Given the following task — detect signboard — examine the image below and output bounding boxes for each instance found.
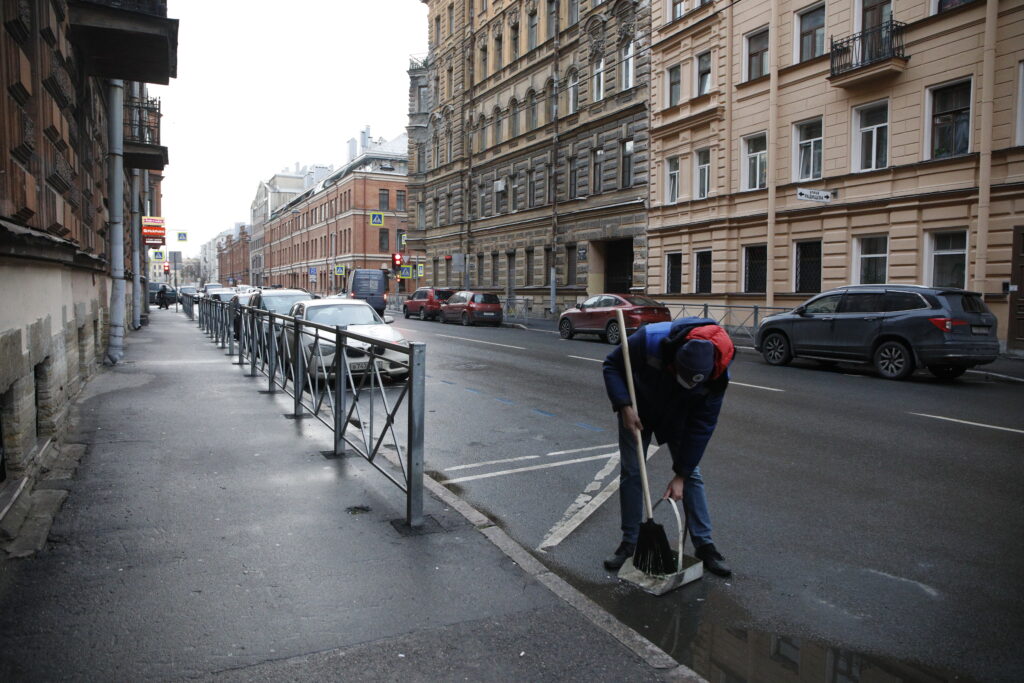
[144,237,165,247]
[369,211,385,226]
[796,188,834,203]
[142,216,164,227]
[334,265,346,276]
[451,253,465,273]
[400,232,407,248]
[177,232,187,241]
[169,251,182,266]
[417,263,424,277]
[142,227,165,236]
[399,265,413,279]
[151,250,165,261]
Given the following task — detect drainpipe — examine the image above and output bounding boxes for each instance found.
[549,11,561,315]
[131,168,141,329]
[143,169,151,315]
[104,79,126,365]
[765,0,780,307]
[972,0,997,295]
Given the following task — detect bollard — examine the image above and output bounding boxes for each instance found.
[406,342,426,528]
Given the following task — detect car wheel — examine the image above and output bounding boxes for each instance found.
[403,306,410,319]
[605,320,621,346]
[928,364,967,381]
[761,332,793,366]
[419,307,427,321]
[559,318,575,339]
[440,311,448,324]
[874,341,914,380]
[461,312,472,326]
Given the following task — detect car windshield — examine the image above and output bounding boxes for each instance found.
[435,289,455,300]
[181,287,196,294]
[472,293,500,304]
[306,304,382,326]
[263,294,309,313]
[623,295,661,307]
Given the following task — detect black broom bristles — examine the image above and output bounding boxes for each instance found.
[633,519,676,575]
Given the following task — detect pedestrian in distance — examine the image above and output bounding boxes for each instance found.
[602,317,735,577]
[157,284,169,310]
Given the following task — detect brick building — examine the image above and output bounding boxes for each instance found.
[262,131,409,296]
[218,227,250,286]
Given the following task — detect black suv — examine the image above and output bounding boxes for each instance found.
[754,285,999,380]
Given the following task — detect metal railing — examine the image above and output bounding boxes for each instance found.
[184,294,426,527]
[669,303,792,345]
[502,296,531,323]
[830,20,907,77]
[124,96,161,146]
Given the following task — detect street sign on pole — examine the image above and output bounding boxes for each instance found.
[369,212,384,226]
[417,263,424,277]
[308,267,317,283]
[177,232,187,241]
[151,250,165,261]
[334,265,345,276]
[398,265,413,279]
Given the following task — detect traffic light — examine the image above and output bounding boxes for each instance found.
[391,253,403,273]
[162,262,170,273]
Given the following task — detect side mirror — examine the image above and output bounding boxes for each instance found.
[383,315,395,324]
[795,306,808,317]
[578,303,587,310]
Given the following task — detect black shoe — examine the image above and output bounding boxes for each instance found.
[695,543,732,577]
[603,541,636,571]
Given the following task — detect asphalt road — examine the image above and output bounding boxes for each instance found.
[391,316,1024,682]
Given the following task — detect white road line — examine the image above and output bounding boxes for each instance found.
[442,452,617,484]
[435,334,526,350]
[445,455,541,471]
[548,443,617,456]
[909,412,1024,435]
[966,369,1024,383]
[568,355,603,363]
[865,568,940,598]
[538,456,622,551]
[730,381,785,392]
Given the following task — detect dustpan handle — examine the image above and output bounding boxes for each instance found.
[654,498,686,573]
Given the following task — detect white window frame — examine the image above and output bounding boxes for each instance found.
[568,71,580,114]
[694,148,711,199]
[667,64,682,107]
[621,42,635,91]
[593,58,606,101]
[670,0,686,21]
[925,229,968,288]
[742,132,768,191]
[793,117,824,181]
[793,3,826,65]
[924,77,973,162]
[666,156,680,203]
[743,26,770,81]
[852,99,889,172]
[852,234,889,284]
[694,51,712,97]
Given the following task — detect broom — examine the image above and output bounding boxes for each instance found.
[616,309,676,576]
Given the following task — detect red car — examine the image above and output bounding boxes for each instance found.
[559,294,671,344]
[403,287,455,321]
[439,290,504,326]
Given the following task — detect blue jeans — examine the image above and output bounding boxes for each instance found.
[617,415,714,549]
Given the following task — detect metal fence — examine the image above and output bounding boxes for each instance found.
[669,303,791,345]
[183,294,426,527]
[830,20,907,77]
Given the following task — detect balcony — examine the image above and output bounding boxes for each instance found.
[123,96,167,170]
[828,21,908,88]
[67,0,178,84]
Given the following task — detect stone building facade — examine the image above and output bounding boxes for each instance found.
[647,0,1024,350]
[249,168,308,286]
[409,0,653,315]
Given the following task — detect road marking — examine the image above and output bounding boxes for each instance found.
[909,412,1024,435]
[534,409,556,417]
[865,568,940,598]
[436,334,526,350]
[446,443,615,472]
[569,355,603,363]
[730,381,785,392]
[574,422,604,432]
[442,452,617,484]
[549,443,617,456]
[539,455,621,550]
[966,369,1024,383]
[494,397,516,405]
[465,388,481,394]
[446,455,541,472]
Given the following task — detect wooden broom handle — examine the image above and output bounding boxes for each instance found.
[616,309,654,520]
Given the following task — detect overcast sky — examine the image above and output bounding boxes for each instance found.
[149,0,428,257]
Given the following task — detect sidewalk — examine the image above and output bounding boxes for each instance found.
[0,309,696,681]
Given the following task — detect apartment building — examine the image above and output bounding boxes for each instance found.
[409,0,652,314]
[262,133,409,296]
[647,0,1024,350]
[218,227,250,286]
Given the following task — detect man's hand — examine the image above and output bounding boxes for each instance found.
[620,405,642,434]
[663,474,685,501]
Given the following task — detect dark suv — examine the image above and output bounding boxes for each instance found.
[403,287,454,320]
[754,285,999,380]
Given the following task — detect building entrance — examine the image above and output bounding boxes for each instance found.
[604,239,634,294]
[1011,226,1024,351]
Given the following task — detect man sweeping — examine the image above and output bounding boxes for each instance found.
[602,316,735,577]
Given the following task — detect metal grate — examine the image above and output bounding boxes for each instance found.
[123,96,161,146]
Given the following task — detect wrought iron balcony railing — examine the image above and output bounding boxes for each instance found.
[830,20,907,78]
[123,96,161,146]
[77,0,168,18]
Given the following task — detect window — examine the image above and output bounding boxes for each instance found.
[744,244,767,292]
[795,118,823,181]
[568,71,580,114]
[494,35,503,69]
[930,230,967,288]
[432,197,440,225]
[433,134,441,168]
[798,5,825,62]
[938,0,972,11]
[478,183,486,217]
[494,179,506,214]
[528,169,537,208]
[447,129,453,159]
[396,190,406,212]
[528,92,538,129]
[492,252,500,286]
[795,240,822,293]
[493,107,502,144]
[566,244,578,285]
[672,0,685,20]
[666,253,682,293]
[477,253,485,286]
[528,12,538,49]
[569,158,579,199]
[771,636,800,670]
[379,189,390,210]
[526,248,535,285]
[548,0,557,38]
[593,58,605,101]
[544,247,552,284]
[667,156,680,202]
[548,80,558,122]
[744,134,768,190]
[885,291,927,311]
[511,23,520,59]
[592,149,604,194]
[856,235,888,284]
[434,15,441,45]
[621,42,635,90]
[694,251,712,293]
[621,140,634,187]
[448,4,454,33]
[569,0,580,24]
[696,52,711,96]
[510,175,519,211]
[480,44,488,77]
[1018,62,1024,145]
[667,65,684,107]
[416,201,425,229]
[746,28,769,80]
[445,194,453,224]
[510,100,520,137]
[695,148,710,199]
[417,85,428,112]
[378,229,390,252]
[855,102,888,171]
[930,80,971,159]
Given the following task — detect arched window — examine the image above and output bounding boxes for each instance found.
[509,99,520,137]
[568,70,580,114]
[493,107,503,145]
[621,42,635,90]
[528,91,538,130]
[547,80,557,122]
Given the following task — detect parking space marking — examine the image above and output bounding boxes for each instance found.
[539,455,621,551]
[966,369,1024,383]
[442,452,618,484]
[730,381,785,392]
[494,397,517,405]
[549,443,618,456]
[574,422,604,432]
[909,413,1024,435]
[534,409,556,417]
[446,455,541,472]
[435,334,526,350]
[569,355,603,363]
[446,443,615,473]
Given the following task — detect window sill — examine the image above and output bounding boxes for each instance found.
[736,74,770,90]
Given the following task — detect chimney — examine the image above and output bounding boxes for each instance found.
[347,138,357,162]
[360,126,371,152]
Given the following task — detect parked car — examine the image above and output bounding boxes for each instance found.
[754,284,1000,380]
[229,292,253,339]
[559,294,671,344]
[342,268,389,314]
[205,288,236,303]
[286,299,409,381]
[178,285,197,302]
[147,282,162,304]
[403,287,455,320]
[439,291,503,326]
[249,288,313,316]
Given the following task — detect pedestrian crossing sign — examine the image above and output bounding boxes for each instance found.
[417,263,424,277]
[399,265,413,279]
[369,212,385,226]
[151,250,164,261]
[334,265,345,276]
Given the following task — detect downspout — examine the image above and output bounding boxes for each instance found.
[765,0,780,307]
[131,168,141,329]
[143,169,151,316]
[104,79,126,365]
[549,9,561,315]
[972,0,997,295]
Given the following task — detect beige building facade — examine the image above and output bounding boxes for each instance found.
[647,0,1024,350]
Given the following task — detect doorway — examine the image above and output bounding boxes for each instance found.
[1011,226,1024,351]
[604,239,634,294]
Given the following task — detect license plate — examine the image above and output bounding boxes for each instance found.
[481,312,495,316]
[971,326,989,335]
[349,362,368,371]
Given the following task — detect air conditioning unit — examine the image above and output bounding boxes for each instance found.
[493,178,506,192]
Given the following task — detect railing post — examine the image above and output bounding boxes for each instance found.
[754,305,760,330]
[249,310,258,377]
[702,303,709,319]
[227,305,235,356]
[267,317,277,393]
[406,342,425,528]
[292,319,304,418]
[332,325,347,458]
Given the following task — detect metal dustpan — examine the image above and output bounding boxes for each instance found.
[618,498,703,595]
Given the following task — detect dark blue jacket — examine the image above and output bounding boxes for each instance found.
[603,318,729,476]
